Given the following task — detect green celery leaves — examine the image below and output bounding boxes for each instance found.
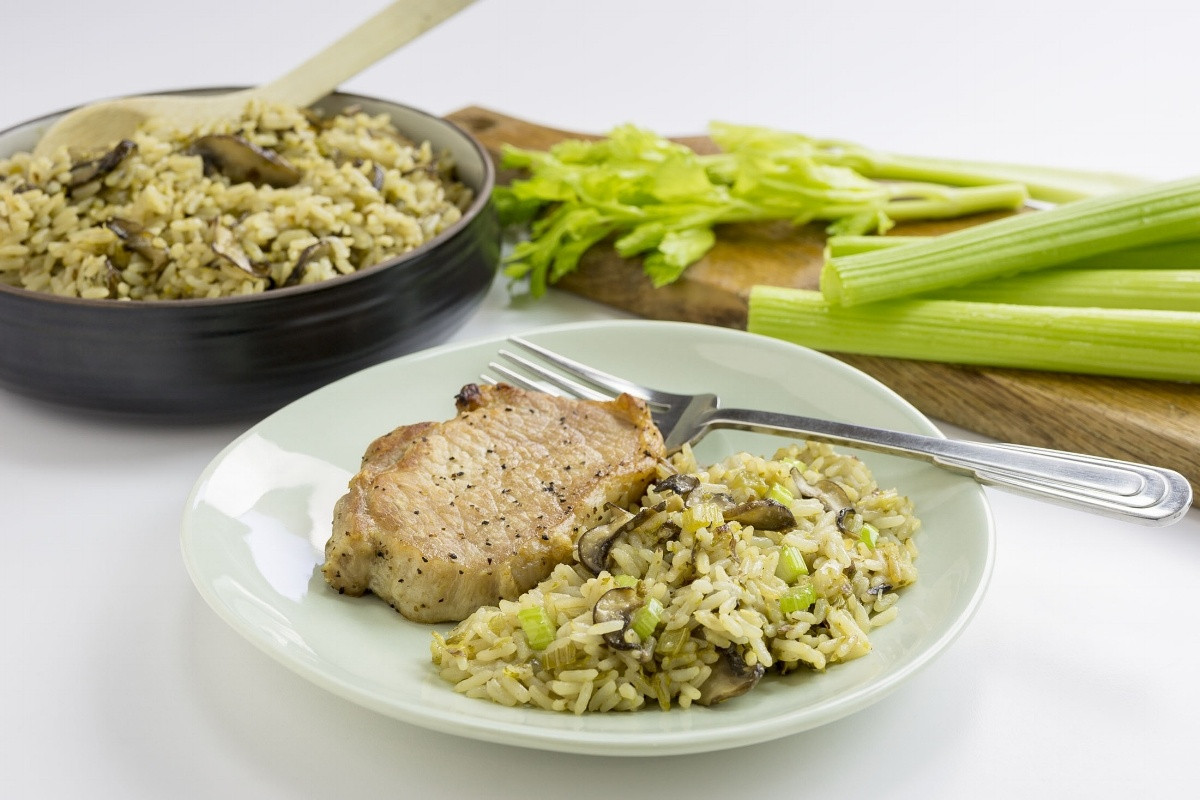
[497,122,1028,296]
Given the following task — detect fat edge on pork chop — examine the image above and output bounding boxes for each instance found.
[322,383,666,623]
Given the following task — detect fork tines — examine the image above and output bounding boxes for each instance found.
[484,347,612,402]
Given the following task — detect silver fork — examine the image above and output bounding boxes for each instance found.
[487,336,1193,526]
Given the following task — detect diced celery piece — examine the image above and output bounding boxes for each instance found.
[656,627,690,657]
[630,597,665,641]
[767,482,795,506]
[614,574,639,588]
[681,502,724,533]
[779,580,817,614]
[517,606,557,651]
[541,638,579,670]
[775,545,809,583]
[859,523,879,550]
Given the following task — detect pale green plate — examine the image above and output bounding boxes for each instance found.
[181,319,994,756]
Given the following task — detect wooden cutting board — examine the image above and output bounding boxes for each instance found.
[447,106,1200,499]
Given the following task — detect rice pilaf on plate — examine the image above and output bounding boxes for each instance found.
[432,440,920,713]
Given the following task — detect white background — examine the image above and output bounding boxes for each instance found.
[2,1,1197,797]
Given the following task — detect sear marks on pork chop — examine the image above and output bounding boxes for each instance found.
[322,383,666,623]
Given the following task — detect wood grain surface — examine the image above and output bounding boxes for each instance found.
[447,106,1200,498]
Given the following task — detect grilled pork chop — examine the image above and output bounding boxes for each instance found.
[322,383,665,623]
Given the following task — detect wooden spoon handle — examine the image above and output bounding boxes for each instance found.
[255,0,478,107]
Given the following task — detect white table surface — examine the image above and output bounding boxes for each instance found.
[3,1,1197,797]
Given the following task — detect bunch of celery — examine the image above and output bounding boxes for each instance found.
[497,123,1030,296]
[748,178,1200,382]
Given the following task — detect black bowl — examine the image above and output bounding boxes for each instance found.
[0,90,499,421]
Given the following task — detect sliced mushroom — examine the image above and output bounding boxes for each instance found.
[67,139,136,189]
[576,502,666,575]
[836,506,864,536]
[725,498,796,531]
[209,220,269,280]
[353,158,386,192]
[576,507,635,575]
[369,163,385,191]
[188,135,301,188]
[696,647,765,706]
[283,239,334,287]
[657,520,683,542]
[655,474,699,498]
[791,468,861,534]
[815,479,852,509]
[102,257,123,296]
[592,587,643,651]
[105,217,168,270]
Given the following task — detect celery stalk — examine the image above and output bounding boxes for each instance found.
[824,148,1151,203]
[820,177,1200,306]
[825,235,927,257]
[825,235,1200,310]
[876,184,1029,222]
[709,123,1150,202]
[747,286,1200,382]
[932,268,1200,311]
[826,234,1200,269]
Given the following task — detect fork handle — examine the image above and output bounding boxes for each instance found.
[702,407,1192,525]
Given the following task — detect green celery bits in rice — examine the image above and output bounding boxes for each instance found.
[431,441,920,714]
[0,101,473,300]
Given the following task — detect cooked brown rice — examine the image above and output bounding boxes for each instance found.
[0,101,472,300]
[431,441,920,713]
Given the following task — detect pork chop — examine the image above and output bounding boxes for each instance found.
[322,383,666,623]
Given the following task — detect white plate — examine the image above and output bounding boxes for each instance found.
[181,319,994,756]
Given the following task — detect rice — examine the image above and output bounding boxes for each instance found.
[431,440,920,713]
[0,101,473,300]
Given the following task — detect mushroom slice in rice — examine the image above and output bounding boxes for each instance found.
[576,507,635,575]
[348,157,386,192]
[725,498,796,531]
[791,468,862,534]
[102,257,123,296]
[696,647,765,706]
[576,502,667,575]
[592,587,653,658]
[67,139,136,190]
[283,239,336,287]
[654,473,700,498]
[210,220,269,280]
[105,217,168,270]
[188,134,302,188]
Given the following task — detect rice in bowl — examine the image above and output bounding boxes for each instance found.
[0,101,473,300]
[431,441,920,714]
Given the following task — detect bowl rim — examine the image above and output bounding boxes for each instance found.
[0,88,497,311]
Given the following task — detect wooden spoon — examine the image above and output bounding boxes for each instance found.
[33,0,477,159]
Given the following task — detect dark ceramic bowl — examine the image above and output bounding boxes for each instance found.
[0,90,499,421]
